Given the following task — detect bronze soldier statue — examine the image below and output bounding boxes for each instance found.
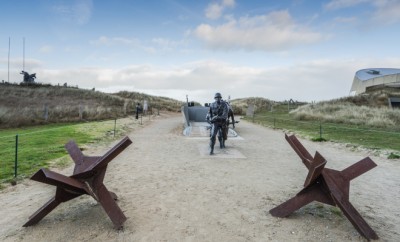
[206,92,229,155]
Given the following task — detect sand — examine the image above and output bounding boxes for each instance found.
[0,112,399,241]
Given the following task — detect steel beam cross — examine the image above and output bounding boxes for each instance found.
[23,136,132,229]
[270,134,378,240]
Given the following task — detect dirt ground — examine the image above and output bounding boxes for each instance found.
[0,112,399,241]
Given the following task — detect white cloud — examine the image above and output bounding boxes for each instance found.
[205,3,223,20]
[205,0,235,20]
[90,36,187,55]
[90,36,140,46]
[52,0,93,25]
[39,45,53,53]
[325,0,400,25]
[333,16,358,24]
[371,0,400,25]
[151,38,187,52]
[194,10,322,51]
[15,57,396,105]
[222,0,235,7]
[324,0,370,10]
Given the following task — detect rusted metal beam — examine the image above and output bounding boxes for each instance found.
[24,136,132,229]
[270,134,378,240]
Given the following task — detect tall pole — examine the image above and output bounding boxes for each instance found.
[23,37,25,72]
[8,37,10,82]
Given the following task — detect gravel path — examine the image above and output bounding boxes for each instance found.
[0,112,399,241]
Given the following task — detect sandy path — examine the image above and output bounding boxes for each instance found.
[0,112,399,241]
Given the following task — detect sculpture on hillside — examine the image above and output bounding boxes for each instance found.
[20,70,36,83]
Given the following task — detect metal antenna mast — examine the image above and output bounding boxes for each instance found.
[23,37,25,72]
[8,37,10,82]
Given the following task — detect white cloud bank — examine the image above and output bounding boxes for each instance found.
[194,10,322,51]
[3,57,399,105]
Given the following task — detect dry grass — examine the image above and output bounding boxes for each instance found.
[0,84,184,128]
[291,90,400,128]
[230,97,273,115]
[292,103,400,128]
[115,91,184,112]
[231,89,400,129]
[230,97,306,115]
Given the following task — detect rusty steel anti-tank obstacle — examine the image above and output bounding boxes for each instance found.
[23,136,132,229]
[270,134,378,240]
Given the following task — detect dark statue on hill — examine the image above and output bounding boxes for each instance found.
[20,71,36,83]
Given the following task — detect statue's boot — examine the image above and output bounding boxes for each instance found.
[210,139,215,155]
[218,136,226,148]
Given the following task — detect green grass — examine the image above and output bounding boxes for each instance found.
[388,152,400,159]
[0,119,132,183]
[330,207,343,217]
[302,203,343,219]
[244,109,400,152]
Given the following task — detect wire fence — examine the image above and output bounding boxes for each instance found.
[0,115,150,183]
[248,114,400,153]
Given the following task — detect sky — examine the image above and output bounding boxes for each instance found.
[1,0,400,105]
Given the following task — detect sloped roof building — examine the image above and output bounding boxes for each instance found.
[350,68,400,95]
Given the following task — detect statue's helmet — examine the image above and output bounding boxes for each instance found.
[214,92,222,99]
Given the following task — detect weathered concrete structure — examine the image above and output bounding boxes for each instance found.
[350,68,400,95]
[181,105,237,137]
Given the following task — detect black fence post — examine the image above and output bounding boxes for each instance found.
[319,122,322,139]
[15,134,18,178]
[114,118,117,137]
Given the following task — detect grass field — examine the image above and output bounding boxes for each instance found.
[0,118,135,185]
[244,109,400,155]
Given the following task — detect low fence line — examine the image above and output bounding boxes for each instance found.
[0,119,122,139]
[247,113,400,153]
[0,114,151,183]
[252,114,400,136]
